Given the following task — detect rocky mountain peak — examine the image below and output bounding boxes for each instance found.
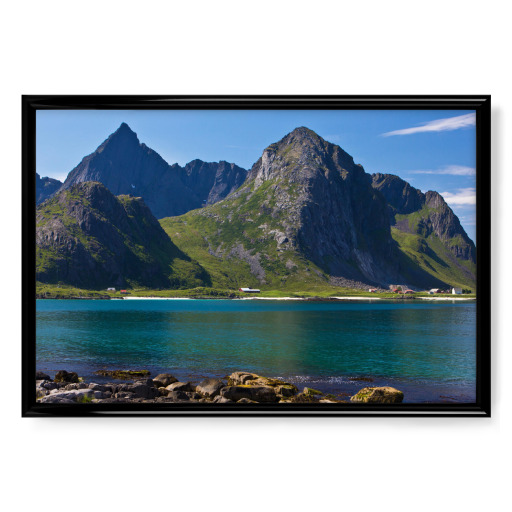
[96,122,139,152]
[249,127,357,188]
[371,173,424,215]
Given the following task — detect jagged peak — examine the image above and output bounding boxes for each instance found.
[97,122,139,151]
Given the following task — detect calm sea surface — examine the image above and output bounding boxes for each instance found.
[36,299,477,403]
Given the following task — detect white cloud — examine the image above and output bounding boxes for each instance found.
[440,188,476,206]
[409,165,476,176]
[382,113,476,136]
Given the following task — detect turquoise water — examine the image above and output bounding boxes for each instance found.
[35,299,477,403]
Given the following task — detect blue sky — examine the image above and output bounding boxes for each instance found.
[36,109,477,242]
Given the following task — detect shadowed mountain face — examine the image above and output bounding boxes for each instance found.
[59,123,247,218]
[162,127,463,290]
[36,182,210,289]
[36,173,62,204]
[372,173,476,287]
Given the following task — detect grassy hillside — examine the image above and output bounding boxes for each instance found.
[391,212,476,290]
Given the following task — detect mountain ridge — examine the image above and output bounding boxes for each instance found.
[58,123,248,218]
[161,127,469,290]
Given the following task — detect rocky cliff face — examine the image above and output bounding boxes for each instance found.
[372,173,476,287]
[243,127,400,284]
[162,127,452,289]
[59,123,247,218]
[372,173,476,262]
[36,173,62,204]
[36,182,210,289]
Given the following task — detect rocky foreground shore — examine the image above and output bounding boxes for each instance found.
[35,370,404,405]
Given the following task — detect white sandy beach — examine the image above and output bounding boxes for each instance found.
[417,297,475,301]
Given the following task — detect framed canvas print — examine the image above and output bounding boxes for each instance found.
[22,95,490,416]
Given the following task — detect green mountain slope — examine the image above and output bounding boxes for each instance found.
[160,128,460,291]
[36,182,210,289]
[372,173,476,289]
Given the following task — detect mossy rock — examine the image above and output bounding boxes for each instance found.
[350,386,404,404]
[303,387,323,396]
[54,370,79,383]
[94,369,151,380]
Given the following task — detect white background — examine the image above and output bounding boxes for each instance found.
[1,1,509,511]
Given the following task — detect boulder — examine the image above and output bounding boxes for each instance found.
[220,385,278,403]
[196,378,225,398]
[42,381,59,390]
[350,386,404,404]
[275,385,297,397]
[228,372,259,385]
[118,380,157,399]
[54,370,79,383]
[152,373,178,387]
[212,395,233,404]
[227,371,297,393]
[166,391,191,401]
[36,387,48,398]
[303,387,323,396]
[36,371,51,381]
[38,389,94,403]
[114,391,136,400]
[166,382,196,393]
[88,383,112,393]
[236,398,258,404]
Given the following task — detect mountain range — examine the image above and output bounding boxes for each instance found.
[35,124,477,291]
[58,123,247,218]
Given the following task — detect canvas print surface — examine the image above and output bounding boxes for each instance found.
[34,109,477,407]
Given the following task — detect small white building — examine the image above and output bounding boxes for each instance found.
[452,287,462,295]
[239,287,261,293]
[107,287,116,291]
[430,288,441,294]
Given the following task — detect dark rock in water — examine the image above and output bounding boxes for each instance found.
[348,377,374,382]
[94,369,151,380]
[36,371,51,381]
[196,378,225,398]
[152,374,178,387]
[54,370,79,383]
[220,385,278,403]
[350,386,404,404]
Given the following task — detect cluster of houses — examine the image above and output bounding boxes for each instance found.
[379,285,466,295]
[106,288,129,294]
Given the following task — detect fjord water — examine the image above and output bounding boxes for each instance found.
[36,299,476,403]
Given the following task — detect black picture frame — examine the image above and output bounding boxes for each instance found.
[22,95,491,417]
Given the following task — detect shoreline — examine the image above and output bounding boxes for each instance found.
[36,295,477,302]
[36,370,408,405]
